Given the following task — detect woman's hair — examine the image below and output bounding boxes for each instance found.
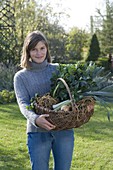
[20,31,51,68]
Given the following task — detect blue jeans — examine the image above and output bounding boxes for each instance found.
[27,129,74,170]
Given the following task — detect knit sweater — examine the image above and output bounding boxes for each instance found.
[14,60,59,133]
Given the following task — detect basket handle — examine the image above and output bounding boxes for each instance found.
[57,78,77,110]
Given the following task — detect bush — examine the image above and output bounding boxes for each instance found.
[0,90,16,104]
[0,63,17,91]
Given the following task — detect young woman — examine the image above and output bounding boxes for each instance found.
[14,31,74,170]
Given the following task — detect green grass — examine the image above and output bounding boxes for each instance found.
[0,103,113,170]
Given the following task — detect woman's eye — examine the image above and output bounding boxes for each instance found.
[31,48,36,51]
[41,47,45,50]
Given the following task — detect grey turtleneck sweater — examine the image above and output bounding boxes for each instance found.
[14,60,59,133]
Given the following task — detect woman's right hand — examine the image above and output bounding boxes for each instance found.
[35,114,56,130]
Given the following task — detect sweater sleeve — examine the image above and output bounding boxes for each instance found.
[13,73,39,128]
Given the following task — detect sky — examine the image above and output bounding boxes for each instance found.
[59,0,105,31]
[41,0,106,31]
[54,0,105,30]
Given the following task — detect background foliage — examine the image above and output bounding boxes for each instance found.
[1,0,113,65]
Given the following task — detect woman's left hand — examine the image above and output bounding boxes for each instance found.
[35,114,56,130]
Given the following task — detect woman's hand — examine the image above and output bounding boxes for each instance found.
[35,114,56,130]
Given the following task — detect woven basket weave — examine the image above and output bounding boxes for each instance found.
[34,78,95,130]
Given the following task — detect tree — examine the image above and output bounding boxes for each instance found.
[87,33,100,61]
[14,0,38,62]
[94,0,113,56]
[65,27,89,63]
[101,0,113,55]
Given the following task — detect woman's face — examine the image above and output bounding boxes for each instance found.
[30,41,47,64]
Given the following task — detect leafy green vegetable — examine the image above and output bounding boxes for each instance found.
[50,61,113,118]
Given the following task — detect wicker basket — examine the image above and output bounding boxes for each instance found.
[34,78,95,130]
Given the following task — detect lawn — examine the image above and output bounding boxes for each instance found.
[0,103,113,170]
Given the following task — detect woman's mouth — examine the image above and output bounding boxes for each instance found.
[35,56,43,58]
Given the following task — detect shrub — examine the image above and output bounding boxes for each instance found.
[87,33,100,61]
[0,63,17,91]
[0,90,16,104]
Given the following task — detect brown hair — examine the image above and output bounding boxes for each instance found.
[20,31,51,68]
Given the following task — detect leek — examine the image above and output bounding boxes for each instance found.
[53,100,71,111]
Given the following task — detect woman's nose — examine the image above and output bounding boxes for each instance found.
[35,50,41,55]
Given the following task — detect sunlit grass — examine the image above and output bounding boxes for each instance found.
[0,103,113,170]
[72,104,113,170]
